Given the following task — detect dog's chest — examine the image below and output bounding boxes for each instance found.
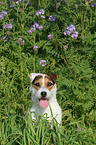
[31,100,60,118]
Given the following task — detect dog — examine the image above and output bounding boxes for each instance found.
[28,73,62,124]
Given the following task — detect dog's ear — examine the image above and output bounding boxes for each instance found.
[30,73,42,82]
[47,73,58,83]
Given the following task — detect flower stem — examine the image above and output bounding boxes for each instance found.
[53,40,76,80]
[19,45,24,99]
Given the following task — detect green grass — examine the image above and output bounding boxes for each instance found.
[1,114,96,144]
[0,0,96,144]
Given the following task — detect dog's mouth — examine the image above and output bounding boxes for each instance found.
[39,97,48,101]
[39,98,49,108]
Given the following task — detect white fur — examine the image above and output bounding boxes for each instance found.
[28,73,62,124]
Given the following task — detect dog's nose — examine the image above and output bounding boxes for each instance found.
[41,91,47,97]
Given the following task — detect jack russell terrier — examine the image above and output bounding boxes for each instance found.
[28,73,62,124]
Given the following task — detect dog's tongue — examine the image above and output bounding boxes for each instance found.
[39,100,48,108]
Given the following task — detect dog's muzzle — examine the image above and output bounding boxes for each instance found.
[41,91,47,98]
[39,91,49,108]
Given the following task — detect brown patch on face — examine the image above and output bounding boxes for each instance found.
[47,73,58,83]
[45,75,55,91]
[32,75,43,90]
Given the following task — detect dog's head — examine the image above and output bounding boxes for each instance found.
[30,73,58,108]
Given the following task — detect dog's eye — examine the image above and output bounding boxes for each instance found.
[47,82,53,87]
[34,83,40,87]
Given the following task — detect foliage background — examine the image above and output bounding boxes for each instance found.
[0,0,96,144]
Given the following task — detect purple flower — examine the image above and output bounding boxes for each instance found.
[31,27,36,32]
[40,60,47,67]
[3,35,7,42]
[33,22,39,28]
[40,9,45,15]
[75,4,78,8]
[17,38,25,45]
[71,31,78,39]
[27,22,43,34]
[21,40,25,45]
[24,0,27,3]
[3,35,12,42]
[41,15,45,18]
[38,25,43,30]
[31,22,43,31]
[1,11,7,15]
[66,24,76,32]
[35,9,45,16]
[25,0,31,5]
[77,127,84,130]
[10,19,14,21]
[63,30,71,36]
[18,38,22,41]
[27,30,32,34]
[0,14,4,20]
[48,34,53,40]
[64,45,68,50]
[16,1,19,4]
[52,4,55,8]
[91,3,96,7]
[6,31,10,35]
[4,24,12,30]
[33,45,38,51]
[10,4,14,8]
[49,15,56,21]
[28,2,31,5]
[63,24,78,39]
[35,11,40,16]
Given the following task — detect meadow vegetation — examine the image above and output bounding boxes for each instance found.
[0,0,96,144]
